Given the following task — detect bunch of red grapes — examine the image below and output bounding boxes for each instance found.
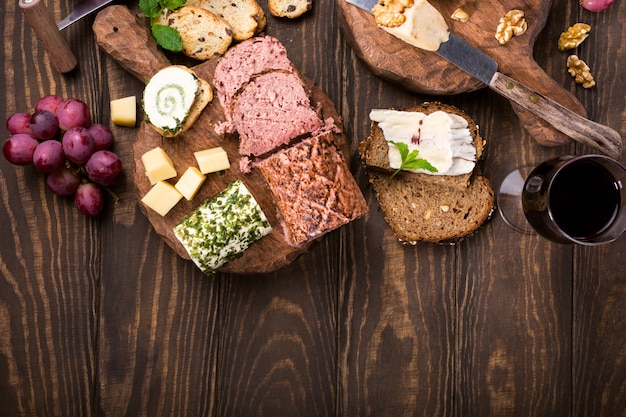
[3,95,123,217]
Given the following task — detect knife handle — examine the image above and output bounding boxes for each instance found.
[19,0,78,73]
[489,72,622,159]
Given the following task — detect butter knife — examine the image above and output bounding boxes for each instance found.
[19,0,115,73]
[345,0,622,159]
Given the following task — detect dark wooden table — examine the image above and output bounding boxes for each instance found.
[1,0,625,416]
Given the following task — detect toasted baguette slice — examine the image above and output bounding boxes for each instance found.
[269,0,313,18]
[186,0,266,41]
[144,65,213,138]
[359,102,485,191]
[165,6,233,60]
[367,170,494,244]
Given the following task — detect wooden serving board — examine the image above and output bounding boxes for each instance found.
[94,6,350,274]
[337,0,586,147]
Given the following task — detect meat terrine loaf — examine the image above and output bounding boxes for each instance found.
[230,71,325,156]
[213,36,294,122]
[173,180,272,274]
[256,132,369,246]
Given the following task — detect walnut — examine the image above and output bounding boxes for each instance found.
[567,55,596,88]
[451,8,469,22]
[372,0,413,28]
[558,23,591,51]
[495,9,528,45]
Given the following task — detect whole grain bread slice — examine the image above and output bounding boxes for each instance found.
[359,101,485,191]
[366,170,494,244]
[185,0,266,42]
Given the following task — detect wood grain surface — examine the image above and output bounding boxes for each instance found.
[1,0,625,416]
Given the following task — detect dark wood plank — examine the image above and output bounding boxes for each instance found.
[0,1,98,416]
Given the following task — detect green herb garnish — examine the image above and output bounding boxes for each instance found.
[388,141,438,179]
[139,0,186,52]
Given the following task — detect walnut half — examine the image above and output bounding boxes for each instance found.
[558,23,591,51]
[567,55,596,88]
[495,9,527,45]
[451,8,469,22]
[372,0,414,28]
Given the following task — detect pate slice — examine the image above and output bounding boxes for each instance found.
[173,180,272,275]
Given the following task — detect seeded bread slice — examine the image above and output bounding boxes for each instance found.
[268,0,313,18]
[367,170,494,244]
[186,0,266,41]
[165,6,233,60]
[359,102,485,191]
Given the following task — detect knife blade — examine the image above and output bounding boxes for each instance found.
[344,0,622,159]
[58,0,115,30]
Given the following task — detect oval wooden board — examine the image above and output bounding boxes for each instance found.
[133,70,349,274]
[95,6,350,274]
[337,0,587,146]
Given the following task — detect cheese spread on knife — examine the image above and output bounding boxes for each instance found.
[372,0,449,51]
[369,109,476,175]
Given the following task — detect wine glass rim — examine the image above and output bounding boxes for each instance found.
[545,154,626,246]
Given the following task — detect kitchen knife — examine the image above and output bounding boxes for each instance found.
[58,0,116,30]
[19,0,115,73]
[345,0,622,159]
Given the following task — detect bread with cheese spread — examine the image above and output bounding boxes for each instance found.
[360,102,494,244]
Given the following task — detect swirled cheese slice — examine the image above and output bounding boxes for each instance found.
[143,66,199,135]
[369,109,476,176]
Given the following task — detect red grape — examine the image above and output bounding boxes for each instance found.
[6,112,33,135]
[46,166,81,196]
[580,0,614,11]
[35,95,63,115]
[30,110,59,140]
[85,150,123,186]
[74,183,104,216]
[62,127,95,164]
[57,98,91,131]
[33,140,65,173]
[88,123,113,151]
[3,134,38,165]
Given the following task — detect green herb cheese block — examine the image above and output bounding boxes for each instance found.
[173,180,272,275]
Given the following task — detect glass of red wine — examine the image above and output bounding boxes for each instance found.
[497,154,626,245]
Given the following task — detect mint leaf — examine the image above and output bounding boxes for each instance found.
[139,0,161,18]
[388,141,438,179]
[163,0,186,10]
[152,24,183,52]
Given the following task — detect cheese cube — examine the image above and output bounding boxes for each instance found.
[194,147,230,174]
[175,167,206,200]
[141,147,177,185]
[141,181,183,216]
[110,96,136,127]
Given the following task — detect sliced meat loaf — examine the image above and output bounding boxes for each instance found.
[213,35,293,121]
[256,131,369,247]
[231,70,324,156]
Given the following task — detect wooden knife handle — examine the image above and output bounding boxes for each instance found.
[93,5,171,83]
[19,0,77,73]
[490,72,622,159]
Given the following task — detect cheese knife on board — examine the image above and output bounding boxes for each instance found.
[345,0,622,159]
[19,0,115,73]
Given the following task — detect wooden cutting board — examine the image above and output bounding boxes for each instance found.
[337,0,586,147]
[94,6,351,274]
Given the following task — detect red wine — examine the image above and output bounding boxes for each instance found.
[548,160,620,239]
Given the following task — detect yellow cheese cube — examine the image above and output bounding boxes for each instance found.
[194,147,230,174]
[141,181,183,217]
[141,147,177,185]
[175,167,206,200]
[110,96,136,127]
